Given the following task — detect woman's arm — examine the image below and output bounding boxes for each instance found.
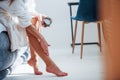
[8,0,32,28]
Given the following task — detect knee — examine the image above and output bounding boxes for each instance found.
[0,31,17,79]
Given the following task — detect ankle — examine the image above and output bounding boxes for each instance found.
[28,58,37,66]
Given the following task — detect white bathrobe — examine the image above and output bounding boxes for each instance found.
[0,0,32,52]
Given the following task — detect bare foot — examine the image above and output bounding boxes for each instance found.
[28,59,43,75]
[33,65,43,75]
[46,65,68,77]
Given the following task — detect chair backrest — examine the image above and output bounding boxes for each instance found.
[75,0,98,22]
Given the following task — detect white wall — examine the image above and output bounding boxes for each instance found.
[35,0,98,49]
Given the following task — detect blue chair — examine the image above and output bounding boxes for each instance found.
[71,0,102,59]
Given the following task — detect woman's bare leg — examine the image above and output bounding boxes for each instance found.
[28,44,43,75]
[26,26,49,56]
[26,30,68,77]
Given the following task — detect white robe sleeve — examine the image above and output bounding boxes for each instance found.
[25,0,36,13]
[9,0,32,28]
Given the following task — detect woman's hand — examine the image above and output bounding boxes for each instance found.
[37,14,47,28]
[31,13,47,28]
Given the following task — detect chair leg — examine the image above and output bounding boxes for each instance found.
[72,20,78,53]
[97,22,102,52]
[80,21,85,59]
